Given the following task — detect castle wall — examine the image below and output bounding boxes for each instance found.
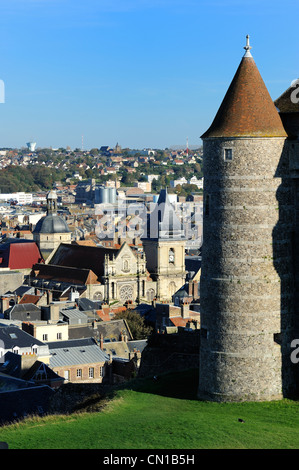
[198,137,295,401]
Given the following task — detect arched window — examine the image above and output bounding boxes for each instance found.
[169,248,175,264]
[146,289,155,301]
[142,280,145,297]
[123,259,130,272]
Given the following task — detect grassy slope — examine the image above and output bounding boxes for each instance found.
[1,369,299,449]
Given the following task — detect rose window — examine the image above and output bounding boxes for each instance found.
[119,285,133,302]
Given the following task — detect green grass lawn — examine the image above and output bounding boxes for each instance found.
[0,369,299,449]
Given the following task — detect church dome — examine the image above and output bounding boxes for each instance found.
[33,214,70,234]
[33,189,70,235]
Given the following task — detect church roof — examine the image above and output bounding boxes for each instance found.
[33,214,70,234]
[201,37,287,139]
[33,189,70,235]
[48,243,118,278]
[31,263,97,285]
[144,188,185,240]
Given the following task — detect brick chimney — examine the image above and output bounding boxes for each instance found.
[99,334,104,350]
[181,302,189,319]
[47,290,53,304]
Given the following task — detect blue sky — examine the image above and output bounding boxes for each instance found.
[0,0,298,150]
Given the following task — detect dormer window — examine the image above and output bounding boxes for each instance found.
[224,148,233,161]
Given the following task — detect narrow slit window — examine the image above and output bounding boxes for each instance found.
[224,148,233,161]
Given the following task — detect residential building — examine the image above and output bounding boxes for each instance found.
[0,325,50,364]
[47,337,110,384]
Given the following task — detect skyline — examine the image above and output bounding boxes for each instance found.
[0,0,298,150]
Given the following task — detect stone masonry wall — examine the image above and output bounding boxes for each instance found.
[198,137,295,401]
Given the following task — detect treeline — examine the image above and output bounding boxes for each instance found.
[0,165,67,193]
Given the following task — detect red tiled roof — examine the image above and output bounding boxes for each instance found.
[19,294,41,305]
[96,310,111,322]
[0,241,44,270]
[201,55,287,139]
[169,317,189,327]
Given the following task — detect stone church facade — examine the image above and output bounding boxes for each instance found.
[30,188,187,305]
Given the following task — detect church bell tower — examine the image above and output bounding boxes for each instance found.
[142,188,186,301]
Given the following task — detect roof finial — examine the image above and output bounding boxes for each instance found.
[243,34,252,58]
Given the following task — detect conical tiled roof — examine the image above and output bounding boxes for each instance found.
[201,39,287,139]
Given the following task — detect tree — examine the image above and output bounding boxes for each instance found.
[90,148,99,157]
[114,310,153,340]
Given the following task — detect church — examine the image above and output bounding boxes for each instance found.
[30,188,188,304]
[32,190,71,260]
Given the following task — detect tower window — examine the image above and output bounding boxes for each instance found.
[169,248,175,264]
[201,328,208,339]
[224,148,233,161]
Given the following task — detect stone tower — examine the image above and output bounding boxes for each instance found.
[142,188,186,301]
[198,36,295,402]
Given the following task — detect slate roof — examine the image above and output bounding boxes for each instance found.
[274,84,299,139]
[127,339,147,353]
[97,319,133,342]
[60,308,88,324]
[0,351,61,382]
[78,297,103,311]
[68,319,133,342]
[9,285,35,297]
[144,188,185,240]
[102,341,131,359]
[275,83,299,113]
[48,338,109,368]
[31,263,96,286]
[201,52,287,139]
[48,243,118,278]
[33,213,70,234]
[185,256,201,279]
[134,304,156,324]
[9,303,41,315]
[0,326,45,349]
